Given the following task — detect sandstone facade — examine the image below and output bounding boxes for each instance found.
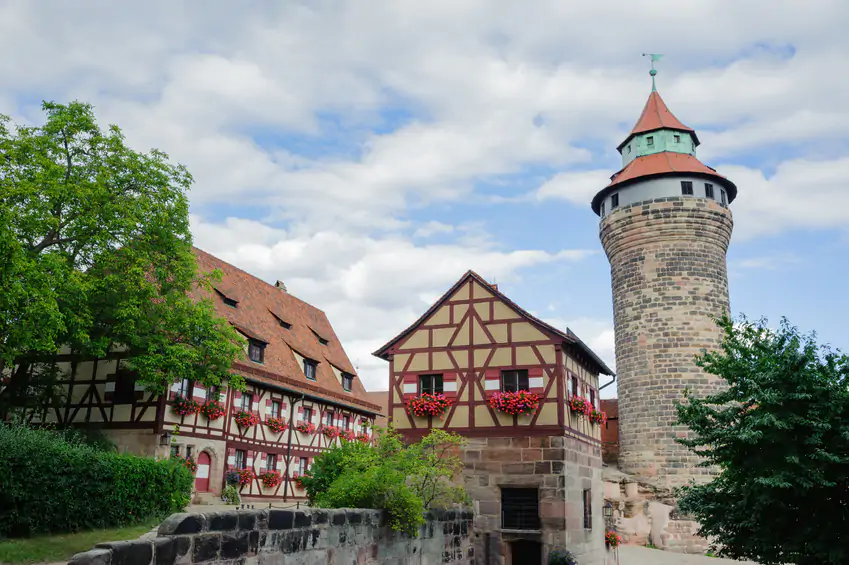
[600,196,733,487]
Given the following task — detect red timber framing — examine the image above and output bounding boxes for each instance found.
[373,271,614,446]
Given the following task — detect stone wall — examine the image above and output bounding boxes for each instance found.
[461,434,605,565]
[599,196,733,487]
[67,507,473,565]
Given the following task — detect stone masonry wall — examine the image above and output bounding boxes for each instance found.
[600,196,733,488]
[461,435,606,565]
[67,507,473,565]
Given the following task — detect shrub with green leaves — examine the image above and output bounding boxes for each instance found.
[0,424,193,537]
[301,426,468,536]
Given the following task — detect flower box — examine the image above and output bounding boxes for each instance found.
[236,468,255,488]
[489,390,540,416]
[292,474,308,490]
[260,471,282,488]
[200,400,225,420]
[321,425,340,439]
[266,416,288,433]
[568,395,592,417]
[356,433,370,444]
[340,430,356,442]
[295,421,316,434]
[405,393,452,418]
[172,395,200,417]
[589,409,607,425]
[234,410,260,428]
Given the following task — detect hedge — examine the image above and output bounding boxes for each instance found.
[0,424,193,538]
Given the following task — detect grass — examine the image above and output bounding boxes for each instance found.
[0,519,161,565]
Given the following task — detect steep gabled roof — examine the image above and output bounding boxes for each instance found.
[372,270,614,376]
[191,247,379,414]
[617,91,699,152]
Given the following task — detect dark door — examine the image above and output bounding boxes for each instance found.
[510,540,542,565]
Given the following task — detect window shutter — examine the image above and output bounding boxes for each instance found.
[528,367,545,393]
[443,372,458,398]
[297,406,304,423]
[484,369,501,393]
[402,374,418,399]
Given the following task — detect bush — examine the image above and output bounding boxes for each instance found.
[303,426,468,536]
[0,424,193,537]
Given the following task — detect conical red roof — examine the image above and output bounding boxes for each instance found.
[617,91,698,151]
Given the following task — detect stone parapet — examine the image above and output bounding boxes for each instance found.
[599,197,733,487]
[67,507,473,565]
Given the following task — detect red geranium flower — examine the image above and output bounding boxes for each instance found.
[489,390,540,416]
[405,393,452,418]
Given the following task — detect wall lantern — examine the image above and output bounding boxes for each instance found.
[603,501,613,527]
[159,431,173,446]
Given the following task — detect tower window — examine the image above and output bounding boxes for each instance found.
[674,134,681,143]
[420,374,443,395]
[646,136,654,146]
[600,202,605,216]
[704,183,714,199]
[720,189,727,205]
[627,145,631,154]
[583,489,593,529]
[611,193,619,208]
[681,181,694,196]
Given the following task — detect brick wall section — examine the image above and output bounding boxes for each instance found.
[600,399,619,464]
[599,196,733,487]
[67,507,473,565]
[461,435,606,565]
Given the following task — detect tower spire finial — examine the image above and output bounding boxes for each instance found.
[642,53,664,92]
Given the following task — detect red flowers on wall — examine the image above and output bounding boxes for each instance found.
[569,395,592,417]
[292,474,308,490]
[236,468,255,487]
[321,425,340,439]
[589,408,608,425]
[234,410,260,428]
[489,390,541,416]
[340,430,356,442]
[605,530,621,548]
[295,421,316,434]
[356,433,370,444]
[260,471,282,488]
[200,400,225,420]
[172,395,200,417]
[405,393,452,418]
[266,417,288,433]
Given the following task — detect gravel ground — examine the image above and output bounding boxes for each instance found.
[618,545,758,564]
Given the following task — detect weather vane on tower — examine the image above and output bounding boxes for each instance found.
[642,53,664,92]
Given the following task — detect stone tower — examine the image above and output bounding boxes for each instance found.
[591,67,737,487]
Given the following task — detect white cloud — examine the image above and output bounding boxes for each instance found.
[534,170,612,205]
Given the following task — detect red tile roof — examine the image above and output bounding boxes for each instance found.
[607,152,728,188]
[191,247,379,414]
[617,91,698,151]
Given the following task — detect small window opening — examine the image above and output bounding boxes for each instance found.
[341,373,354,392]
[681,181,694,196]
[248,339,265,364]
[501,370,529,392]
[325,411,334,426]
[674,134,681,143]
[611,193,619,208]
[704,183,715,199]
[720,189,727,205]
[583,489,593,529]
[271,400,281,419]
[600,201,605,216]
[266,453,277,470]
[235,449,246,469]
[502,488,540,531]
[420,374,443,395]
[571,376,579,397]
[342,415,350,430]
[303,359,318,380]
[302,407,313,423]
[646,136,654,146]
[240,393,252,411]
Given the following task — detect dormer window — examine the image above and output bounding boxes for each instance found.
[646,136,654,146]
[311,329,329,346]
[214,288,239,308]
[303,359,317,380]
[248,339,265,364]
[341,373,354,392]
[674,134,681,143]
[269,310,292,329]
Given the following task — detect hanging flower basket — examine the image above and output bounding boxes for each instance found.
[569,395,591,417]
[489,390,541,416]
[172,395,200,417]
[295,421,316,434]
[605,530,621,549]
[405,393,452,418]
[234,410,260,428]
[356,433,370,444]
[321,425,340,439]
[266,417,288,433]
[260,471,282,488]
[589,409,607,425]
[172,456,198,473]
[200,400,225,420]
[236,468,255,488]
[292,474,308,490]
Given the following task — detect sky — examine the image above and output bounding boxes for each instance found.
[2,1,848,397]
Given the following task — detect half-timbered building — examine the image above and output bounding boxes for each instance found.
[5,247,380,503]
[373,271,614,565]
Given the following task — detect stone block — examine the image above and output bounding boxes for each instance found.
[152,538,177,565]
[268,510,294,530]
[95,540,152,565]
[207,511,239,532]
[69,549,112,565]
[293,511,312,528]
[192,534,220,563]
[237,510,259,531]
[220,531,250,559]
[158,513,206,536]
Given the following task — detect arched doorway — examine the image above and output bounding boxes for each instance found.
[196,451,211,492]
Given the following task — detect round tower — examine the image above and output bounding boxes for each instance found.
[593,65,736,487]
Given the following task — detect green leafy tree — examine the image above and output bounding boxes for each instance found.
[302,426,468,535]
[676,314,849,565]
[0,101,244,419]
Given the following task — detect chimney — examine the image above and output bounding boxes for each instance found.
[275,281,287,292]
